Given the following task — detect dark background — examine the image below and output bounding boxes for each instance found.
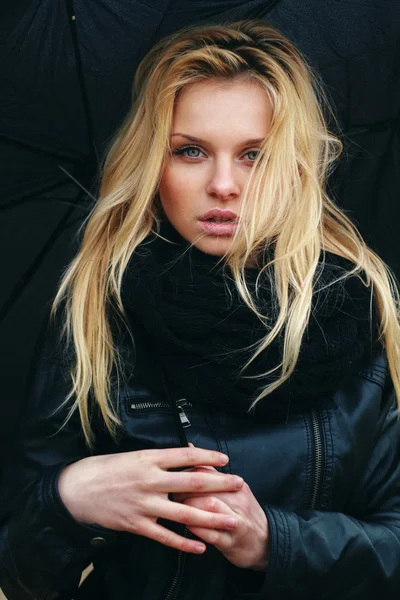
[1,0,399,466]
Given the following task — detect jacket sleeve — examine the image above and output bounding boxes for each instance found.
[0,325,116,600]
[259,380,400,599]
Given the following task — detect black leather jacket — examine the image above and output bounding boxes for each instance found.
[1,322,400,600]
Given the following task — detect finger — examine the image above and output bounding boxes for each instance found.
[172,491,199,503]
[159,471,243,494]
[184,495,235,516]
[183,466,219,474]
[155,500,238,530]
[139,521,206,554]
[187,525,232,551]
[172,489,232,505]
[173,452,220,501]
[151,447,229,470]
[172,484,224,503]
[176,466,219,486]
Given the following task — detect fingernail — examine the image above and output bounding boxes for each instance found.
[195,545,205,553]
[220,454,229,464]
[235,477,244,489]
[225,517,237,528]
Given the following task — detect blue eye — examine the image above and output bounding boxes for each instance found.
[245,150,259,161]
[172,146,259,161]
[173,145,204,158]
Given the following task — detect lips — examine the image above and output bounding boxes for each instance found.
[199,208,239,236]
[200,208,238,223]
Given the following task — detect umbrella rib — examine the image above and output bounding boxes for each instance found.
[0,193,91,214]
[0,179,73,212]
[0,135,86,164]
[65,0,99,167]
[56,164,98,205]
[0,160,99,323]
[0,192,85,326]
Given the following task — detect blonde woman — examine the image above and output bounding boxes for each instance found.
[1,19,400,600]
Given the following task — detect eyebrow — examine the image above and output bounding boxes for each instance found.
[171,133,265,145]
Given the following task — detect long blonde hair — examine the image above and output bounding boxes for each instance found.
[53,19,400,447]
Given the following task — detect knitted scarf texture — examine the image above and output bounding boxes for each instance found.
[121,223,379,419]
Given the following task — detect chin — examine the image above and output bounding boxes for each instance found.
[193,236,233,257]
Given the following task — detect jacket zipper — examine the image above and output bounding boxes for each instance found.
[130,398,192,427]
[309,409,324,509]
[164,528,190,600]
[130,396,192,599]
[130,396,193,598]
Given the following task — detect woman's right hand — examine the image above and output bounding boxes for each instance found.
[57,447,243,554]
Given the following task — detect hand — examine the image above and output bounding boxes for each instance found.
[173,465,269,570]
[57,447,244,555]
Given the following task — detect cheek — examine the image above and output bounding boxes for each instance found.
[158,174,182,222]
[159,165,200,211]
[160,163,204,193]
[159,166,179,202]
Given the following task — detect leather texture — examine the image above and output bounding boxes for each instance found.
[0,323,399,600]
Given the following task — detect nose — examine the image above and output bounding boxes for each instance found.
[206,158,240,201]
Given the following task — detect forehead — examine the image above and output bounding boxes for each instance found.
[172,78,273,143]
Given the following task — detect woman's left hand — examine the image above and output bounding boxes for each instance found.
[173,465,269,571]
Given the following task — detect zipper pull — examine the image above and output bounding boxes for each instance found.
[176,399,191,428]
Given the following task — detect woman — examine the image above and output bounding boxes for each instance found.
[1,19,400,600]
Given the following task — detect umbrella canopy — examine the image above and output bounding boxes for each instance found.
[1,0,399,463]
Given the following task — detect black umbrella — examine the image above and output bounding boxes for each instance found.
[1,0,399,462]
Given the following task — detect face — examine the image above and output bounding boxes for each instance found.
[158,78,273,256]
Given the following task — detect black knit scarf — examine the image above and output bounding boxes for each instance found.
[121,222,379,419]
